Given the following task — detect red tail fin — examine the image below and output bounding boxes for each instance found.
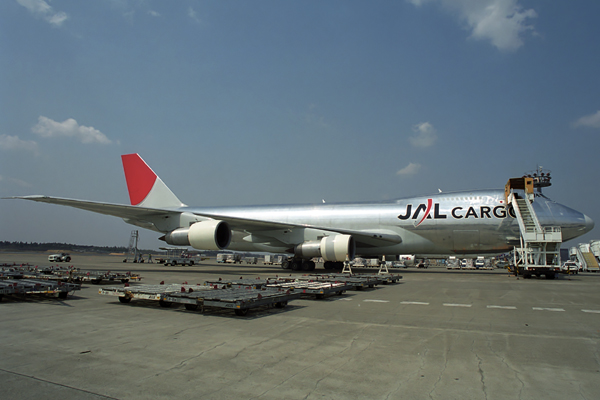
[122,154,157,205]
[121,154,184,208]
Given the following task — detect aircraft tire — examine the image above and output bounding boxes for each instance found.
[291,260,302,271]
[301,261,312,271]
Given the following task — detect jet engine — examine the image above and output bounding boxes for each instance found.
[294,234,355,262]
[161,220,231,250]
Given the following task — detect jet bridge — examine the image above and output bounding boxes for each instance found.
[505,176,562,279]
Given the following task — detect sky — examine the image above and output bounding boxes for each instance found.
[1,0,599,251]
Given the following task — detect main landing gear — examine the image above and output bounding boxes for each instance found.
[282,258,316,271]
[282,259,346,272]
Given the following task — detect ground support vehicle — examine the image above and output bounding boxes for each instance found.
[0,279,80,301]
[225,254,242,264]
[204,278,267,289]
[367,259,381,267]
[447,256,460,269]
[561,261,580,274]
[1,265,141,284]
[270,272,401,289]
[263,255,274,265]
[350,258,366,267]
[99,284,210,307]
[265,279,352,299]
[271,255,288,266]
[304,272,402,286]
[99,283,300,316]
[507,177,563,280]
[48,253,71,262]
[162,248,195,266]
[164,287,300,316]
[66,270,142,284]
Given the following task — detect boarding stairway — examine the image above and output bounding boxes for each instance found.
[506,177,562,276]
[571,244,600,272]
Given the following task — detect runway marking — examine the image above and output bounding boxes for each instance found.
[582,309,600,314]
[363,299,390,303]
[337,298,353,301]
[400,301,430,305]
[443,303,472,308]
[532,307,565,312]
[487,305,517,310]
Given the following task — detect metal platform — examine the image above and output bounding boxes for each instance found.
[203,278,268,289]
[0,279,81,300]
[99,284,207,303]
[300,273,402,288]
[164,287,300,316]
[99,283,300,316]
[265,278,352,299]
[1,265,142,284]
[203,272,402,298]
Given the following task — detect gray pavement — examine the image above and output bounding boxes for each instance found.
[1,252,600,399]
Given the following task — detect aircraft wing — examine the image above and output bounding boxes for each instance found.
[187,211,403,248]
[8,195,180,220]
[9,195,401,248]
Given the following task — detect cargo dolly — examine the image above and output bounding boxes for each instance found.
[313,272,401,285]
[203,278,268,289]
[99,284,300,316]
[297,273,401,290]
[98,284,206,307]
[0,279,81,301]
[205,277,352,299]
[63,270,142,284]
[164,287,300,316]
[265,278,352,299]
[1,265,142,284]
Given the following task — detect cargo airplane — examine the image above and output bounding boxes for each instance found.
[9,154,594,271]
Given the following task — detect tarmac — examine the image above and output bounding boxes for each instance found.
[1,252,600,400]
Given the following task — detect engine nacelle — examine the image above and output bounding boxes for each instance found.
[162,220,231,250]
[294,234,355,262]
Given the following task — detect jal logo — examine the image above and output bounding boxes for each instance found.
[398,199,515,227]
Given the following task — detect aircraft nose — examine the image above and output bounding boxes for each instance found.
[584,214,595,234]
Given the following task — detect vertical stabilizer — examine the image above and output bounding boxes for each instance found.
[121,154,186,208]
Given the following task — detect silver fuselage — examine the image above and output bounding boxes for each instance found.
[171,189,592,258]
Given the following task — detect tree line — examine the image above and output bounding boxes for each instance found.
[0,241,155,254]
